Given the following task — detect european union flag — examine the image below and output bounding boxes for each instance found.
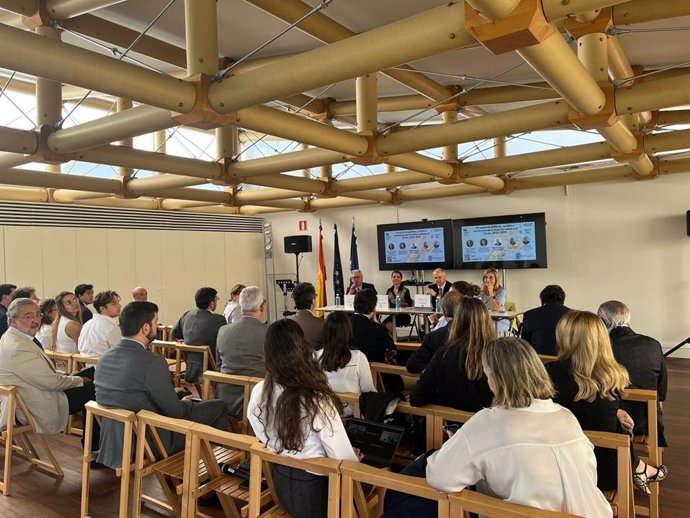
[350,219,359,272]
[333,224,344,299]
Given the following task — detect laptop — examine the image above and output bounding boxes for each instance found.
[345,417,405,468]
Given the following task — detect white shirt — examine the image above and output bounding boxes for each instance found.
[35,324,53,350]
[315,349,376,394]
[248,380,358,462]
[223,300,241,324]
[78,314,122,357]
[56,316,78,354]
[426,399,612,518]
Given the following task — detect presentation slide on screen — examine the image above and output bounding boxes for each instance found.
[461,222,536,262]
[384,227,445,264]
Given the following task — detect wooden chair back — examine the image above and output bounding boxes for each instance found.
[449,489,581,517]
[185,422,259,518]
[80,401,136,518]
[430,405,475,449]
[340,459,449,518]
[131,409,196,518]
[585,430,634,518]
[202,371,254,434]
[72,353,99,371]
[247,442,341,518]
[43,349,74,372]
[622,388,660,518]
[369,362,419,392]
[538,354,558,363]
[174,343,217,390]
[0,385,63,495]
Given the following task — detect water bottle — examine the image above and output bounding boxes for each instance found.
[435,297,441,313]
[335,293,341,306]
[395,293,402,311]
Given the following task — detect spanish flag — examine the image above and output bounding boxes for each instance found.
[316,221,327,317]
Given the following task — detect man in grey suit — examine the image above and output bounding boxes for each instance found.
[289,282,324,350]
[216,286,267,417]
[0,298,96,439]
[171,287,227,384]
[94,301,228,468]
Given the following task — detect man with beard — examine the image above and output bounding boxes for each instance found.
[94,301,228,468]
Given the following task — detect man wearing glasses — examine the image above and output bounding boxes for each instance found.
[0,298,98,447]
[171,286,227,384]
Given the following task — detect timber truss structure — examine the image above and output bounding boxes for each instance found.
[0,0,689,215]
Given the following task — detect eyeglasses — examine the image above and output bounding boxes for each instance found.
[64,298,78,305]
[17,312,43,321]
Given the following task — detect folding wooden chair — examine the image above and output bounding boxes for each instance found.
[44,349,74,373]
[0,385,63,495]
[369,362,419,392]
[247,442,342,518]
[67,354,100,436]
[585,430,634,518]
[449,489,580,517]
[175,344,217,392]
[201,371,254,434]
[622,388,661,518]
[340,459,449,518]
[430,405,475,449]
[81,401,136,518]
[185,422,267,518]
[538,354,558,363]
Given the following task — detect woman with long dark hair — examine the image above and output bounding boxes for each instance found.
[317,312,375,414]
[35,298,57,350]
[248,319,359,518]
[410,297,495,411]
[51,291,82,353]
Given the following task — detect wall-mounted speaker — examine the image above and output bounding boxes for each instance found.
[284,235,312,254]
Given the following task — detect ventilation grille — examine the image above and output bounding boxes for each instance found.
[0,202,263,233]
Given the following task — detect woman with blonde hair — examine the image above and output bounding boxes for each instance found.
[479,268,509,332]
[547,311,667,495]
[51,291,82,354]
[386,337,612,518]
[410,297,494,411]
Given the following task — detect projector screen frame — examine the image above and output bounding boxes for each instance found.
[376,219,454,271]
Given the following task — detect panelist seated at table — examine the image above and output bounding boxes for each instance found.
[425,268,452,308]
[346,269,377,295]
[480,268,509,333]
[383,270,413,333]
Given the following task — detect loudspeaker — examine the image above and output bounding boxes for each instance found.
[284,235,312,254]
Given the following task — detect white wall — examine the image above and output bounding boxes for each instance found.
[0,227,266,326]
[267,175,690,355]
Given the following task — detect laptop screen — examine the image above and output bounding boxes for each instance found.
[345,417,405,468]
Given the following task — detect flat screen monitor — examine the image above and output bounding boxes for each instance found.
[377,219,454,271]
[453,212,547,269]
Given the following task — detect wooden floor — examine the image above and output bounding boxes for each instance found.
[1,357,689,517]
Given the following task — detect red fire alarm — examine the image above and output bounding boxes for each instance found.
[298,220,308,231]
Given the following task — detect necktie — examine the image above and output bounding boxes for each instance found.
[32,337,44,350]
[438,286,443,298]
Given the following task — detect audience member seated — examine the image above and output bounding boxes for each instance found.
[171,286,227,384]
[546,311,667,495]
[316,311,376,415]
[428,280,480,330]
[248,319,360,518]
[520,284,571,356]
[75,283,95,323]
[598,300,668,448]
[223,283,245,324]
[0,283,17,338]
[346,269,376,295]
[406,291,462,374]
[10,286,40,302]
[351,289,402,392]
[426,267,452,309]
[216,286,267,417]
[35,298,57,351]
[0,298,98,445]
[289,281,325,350]
[131,286,148,301]
[52,290,83,354]
[383,270,413,334]
[410,297,494,411]
[480,268,508,332]
[94,301,228,468]
[78,290,123,357]
[385,336,612,518]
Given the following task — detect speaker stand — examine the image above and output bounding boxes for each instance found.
[292,252,302,283]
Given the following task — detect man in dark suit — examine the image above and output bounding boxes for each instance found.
[216,286,268,417]
[350,289,402,391]
[347,269,377,295]
[0,283,16,338]
[171,287,227,383]
[289,282,324,350]
[75,283,95,323]
[406,292,462,374]
[598,300,668,447]
[520,285,571,356]
[426,268,452,308]
[94,301,228,468]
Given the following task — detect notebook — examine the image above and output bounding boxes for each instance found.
[345,417,404,468]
